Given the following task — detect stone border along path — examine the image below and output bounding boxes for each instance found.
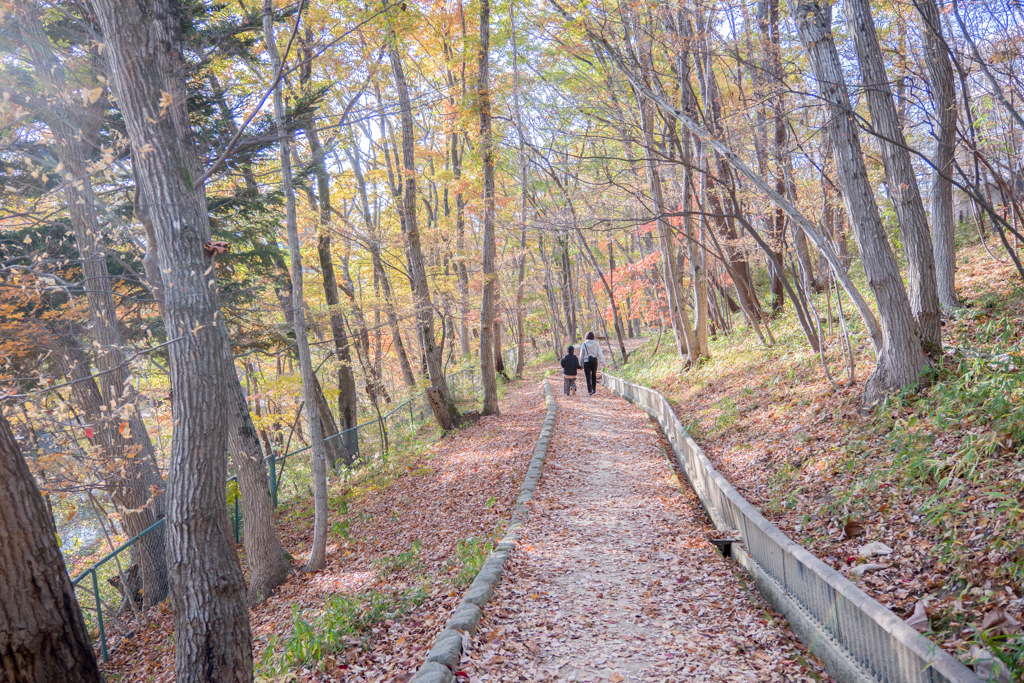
[410,379,558,683]
[415,381,830,683]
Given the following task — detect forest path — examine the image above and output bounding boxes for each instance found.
[462,383,829,682]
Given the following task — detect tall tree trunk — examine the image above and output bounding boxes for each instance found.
[15,1,168,606]
[846,0,943,353]
[0,411,103,683]
[765,0,816,293]
[672,23,710,360]
[751,0,786,312]
[916,0,961,311]
[388,32,462,429]
[338,251,390,405]
[440,21,471,362]
[787,0,929,400]
[226,385,292,605]
[210,248,294,605]
[264,0,330,573]
[478,0,500,413]
[301,95,358,460]
[451,131,472,360]
[538,233,567,353]
[511,7,528,382]
[89,1,254,678]
[558,237,578,342]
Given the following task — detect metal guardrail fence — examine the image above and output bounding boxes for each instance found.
[69,367,479,661]
[602,373,981,683]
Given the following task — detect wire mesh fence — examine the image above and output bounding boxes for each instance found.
[70,366,480,661]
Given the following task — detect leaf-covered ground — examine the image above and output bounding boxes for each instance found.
[620,243,1024,674]
[99,374,549,682]
[462,387,829,682]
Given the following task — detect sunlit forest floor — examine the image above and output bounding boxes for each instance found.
[101,372,549,682]
[619,239,1024,675]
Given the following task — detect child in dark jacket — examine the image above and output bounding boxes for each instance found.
[560,345,583,395]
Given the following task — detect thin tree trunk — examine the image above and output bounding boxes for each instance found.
[558,237,577,342]
[302,114,358,462]
[515,234,527,377]
[226,391,292,605]
[751,0,786,312]
[692,13,764,323]
[478,0,500,414]
[607,241,630,359]
[0,411,103,683]
[338,250,389,405]
[916,0,960,311]
[672,28,710,360]
[263,0,329,573]
[846,0,943,353]
[538,233,567,353]
[89,0,254,678]
[453,132,472,360]
[387,32,462,429]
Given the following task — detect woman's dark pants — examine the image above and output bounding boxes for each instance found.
[583,360,598,394]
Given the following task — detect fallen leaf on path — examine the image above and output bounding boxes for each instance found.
[980,607,1022,637]
[965,645,1012,682]
[843,520,866,539]
[850,563,886,578]
[858,542,892,559]
[905,601,930,633]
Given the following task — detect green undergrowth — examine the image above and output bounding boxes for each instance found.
[448,520,508,588]
[374,539,424,578]
[256,517,510,679]
[255,584,429,679]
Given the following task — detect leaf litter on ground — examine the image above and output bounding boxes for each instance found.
[99,371,549,682]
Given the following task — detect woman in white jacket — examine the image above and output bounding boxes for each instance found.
[577,331,604,395]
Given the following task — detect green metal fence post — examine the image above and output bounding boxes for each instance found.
[91,568,108,662]
[234,493,240,543]
[270,450,278,508]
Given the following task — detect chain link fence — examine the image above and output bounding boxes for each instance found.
[71,366,480,661]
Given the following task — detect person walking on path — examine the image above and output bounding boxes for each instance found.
[560,345,583,396]
[577,331,604,395]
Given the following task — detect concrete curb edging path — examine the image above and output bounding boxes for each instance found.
[411,379,557,683]
[602,373,980,683]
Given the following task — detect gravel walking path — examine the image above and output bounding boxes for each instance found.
[460,384,831,682]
